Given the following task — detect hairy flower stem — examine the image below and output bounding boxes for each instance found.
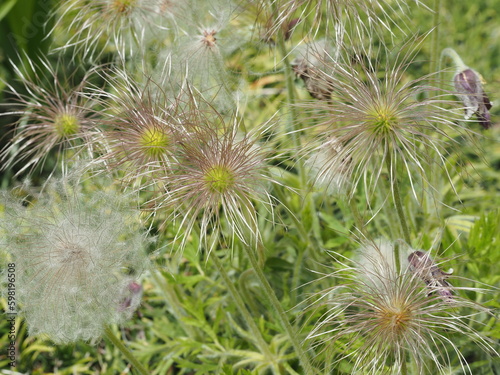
[211,254,282,374]
[270,3,305,185]
[349,198,368,237]
[242,244,315,374]
[440,48,467,70]
[104,326,149,375]
[291,246,306,306]
[386,155,410,273]
[430,0,442,94]
[273,16,300,137]
[274,186,310,243]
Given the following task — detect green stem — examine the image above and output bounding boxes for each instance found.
[271,2,306,188]
[290,246,306,306]
[242,245,315,374]
[274,186,310,244]
[349,198,367,238]
[430,0,442,76]
[104,326,149,375]
[238,269,263,317]
[401,358,408,375]
[386,156,410,273]
[211,254,278,369]
[440,47,467,71]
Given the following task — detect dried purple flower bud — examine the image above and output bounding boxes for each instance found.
[408,251,453,300]
[454,68,493,129]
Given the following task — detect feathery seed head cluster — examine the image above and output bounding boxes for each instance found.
[308,240,496,374]
[138,125,171,158]
[110,0,136,14]
[201,29,218,49]
[267,0,422,44]
[53,112,81,137]
[0,58,98,176]
[155,113,275,251]
[0,180,149,344]
[305,136,351,196]
[203,164,236,194]
[93,69,192,183]
[292,41,336,101]
[299,39,468,199]
[53,0,170,59]
[170,0,238,112]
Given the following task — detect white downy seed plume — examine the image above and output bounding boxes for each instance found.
[0,178,149,344]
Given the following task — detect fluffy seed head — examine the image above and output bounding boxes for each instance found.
[203,164,235,194]
[0,179,149,343]
[111,0,135,14]
[258,0,425,44]
[201,29,218,48]
[305,136,351,196]
[298,38,470,201]
[0,58,98,176]
[170,1,237,112]
[93,68,190,184]
[307,240,497,374]
[52,0,169,59]
[154,111,275,252]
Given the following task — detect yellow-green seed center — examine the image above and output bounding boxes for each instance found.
[53,113,80,138]
[204,165,235,194]
[139,127,170,158]
[371,109,398,135]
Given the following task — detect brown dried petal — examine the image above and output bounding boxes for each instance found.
[408,251,453,300]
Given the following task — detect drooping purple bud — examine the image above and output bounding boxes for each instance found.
[408,251,453,300]
[454,68,493,129]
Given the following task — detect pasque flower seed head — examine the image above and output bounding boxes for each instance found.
[154,109,276,253]
[307,240,497,374]
[0,179,149,344]
[299,37,471,201]
[0,58,99,176]
[52,0,170,60]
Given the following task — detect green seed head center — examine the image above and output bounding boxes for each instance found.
[54,113,80,138]
[204,165,235,194]
[371,109,398,134]
[139,127,170,158]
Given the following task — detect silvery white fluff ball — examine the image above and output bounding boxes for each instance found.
[0,179,148,344]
